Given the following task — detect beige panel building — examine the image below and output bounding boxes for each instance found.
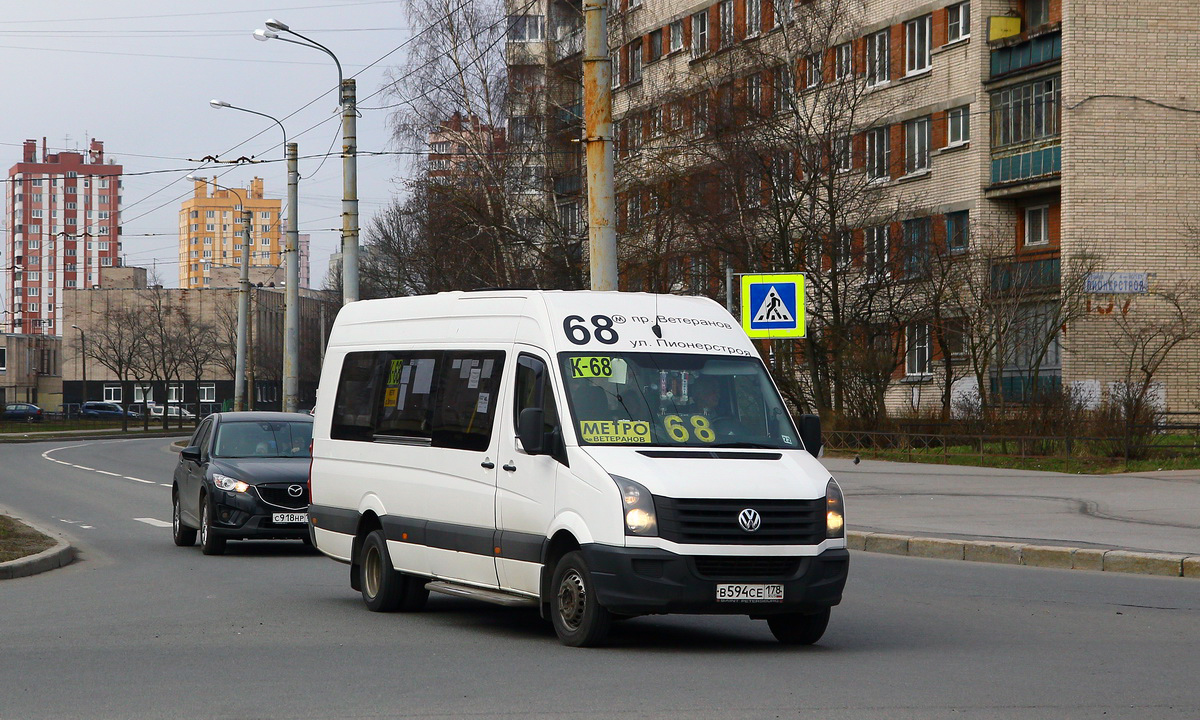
[178,177,283,290]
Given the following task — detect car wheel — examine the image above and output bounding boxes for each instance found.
[199,497,226,556]
[360,529,404,612]
[550,551,612,647]
[172,491,196,547]
[766,608,831,645]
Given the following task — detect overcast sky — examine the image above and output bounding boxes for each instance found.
[0,0,413,309]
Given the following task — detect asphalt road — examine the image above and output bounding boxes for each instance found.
[1,437,1198,719]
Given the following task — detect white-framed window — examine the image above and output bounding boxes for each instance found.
[948,2,971,42]
[26,287,40,297]
[168,384,184,403]
[0,347,6,371]
[206,223,215,231]
[27,271,39,281]
[775,65,794,112]
[905,116,931,173]
[771,152,794,200]
[834,230,853,271]
[692,11,708,56]
[28,239,40,249]
[670,20,683,52]
[746,0,761,37]
[206,210,215,218]
[806,52,823,87]
[26,303,38,312]
[866,127,890,180]
[1026,0,1049,28]
[1025,206,1049,246]
[630,0,642,8]
[629,38,642,82]
[719,0,734,47]
[260,224,270,233]
[261,236,271,245]
[204,237,213,245]
[256,383,278,404]
[746,73,763,115]
[259,211,271,219]
[104,385,122,402]
[948,105,970,145]
[906,323,931,376]
[833,136,851,172]
[200,384,216,403]
[507,15,544,42]
[134,386,153,404]
[947,210,970,252]
[611,49,621,88]
[101,257,112,266]
[906,15,932,74]
[835,42,853,80]
[203,250,213,258]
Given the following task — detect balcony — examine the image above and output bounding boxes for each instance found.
[551,102,583,134]
[990,28,1061,80]
[990,143,1060,186]
[990,256,1060,294]
[554,173,582,196]
[554,27,583,62]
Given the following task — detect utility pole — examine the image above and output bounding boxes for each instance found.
[583,0,617,291]
[234,206,252,411]
[341,79,359,304]
[283,142,300,413]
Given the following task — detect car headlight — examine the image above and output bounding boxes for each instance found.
[212,473,250,493]
[826,478,845,539]
[611,475,657,536]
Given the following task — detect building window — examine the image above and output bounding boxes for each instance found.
[168,384,184,403]
[948,105,970,145]
[648,29,663,61]
[1025,206,1049,246]
[199,385,216,403]
[746,0,761,37]
[906,323,931,376]
[611,49,621,88]
[806,52,822,87]
[0,347,6,371]
[746,73,763,115]
[835,42,852,80]
[1026,0,1049,28]
[902,217,931,278]
[260,211,271,219]
[866,127,890,180]
[134,386,153,404]
[104,385,121,402]
[692,11,708,56]
[906,15,932,74]
[719,0,734,47]
[991,76,1060,148]
[507,15,544,42]
[948,2,971,42]
[629,38,642,82]
[771,153,794,200]
[833,231,853,270]
[774,66,794,112]
[669,20,683,52]
[206,210,215,218]
[947,210,970,251]
[833,136,851,172]
[905,117,931,173]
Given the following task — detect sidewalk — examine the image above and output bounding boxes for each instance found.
[828,457,1200,578]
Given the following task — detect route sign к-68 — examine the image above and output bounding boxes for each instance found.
[741,273,805,339]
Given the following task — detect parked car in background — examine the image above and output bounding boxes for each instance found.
[81,401,141,419]
[171,411,315,555]
[149,405,197,420]
[1,403,44,422]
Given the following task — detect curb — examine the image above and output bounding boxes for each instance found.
[0,430,192,444]
[0,515,76,580]
[848,530,1200,579]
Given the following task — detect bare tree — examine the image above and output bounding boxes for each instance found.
[177,303,219,423]
[80,299,148,432]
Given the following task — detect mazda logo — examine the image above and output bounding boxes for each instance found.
[288,484,304,498]
[738,508,762,532]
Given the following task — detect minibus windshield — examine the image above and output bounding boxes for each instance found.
[559,352,801,449]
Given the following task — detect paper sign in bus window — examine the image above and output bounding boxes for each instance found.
[579,419,651,444]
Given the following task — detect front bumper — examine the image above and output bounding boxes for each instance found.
[580,545,849,616]
[209,489,308,541]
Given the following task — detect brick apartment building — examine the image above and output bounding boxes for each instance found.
[509,0,1200,414]
[4,138,123,337]
[178,177,283,289]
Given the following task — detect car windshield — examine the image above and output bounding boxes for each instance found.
[213,421,313,458]
[559,352,800,449]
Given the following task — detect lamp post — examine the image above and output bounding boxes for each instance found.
[71,324,87,406]
[210,100,300,413]
[254,18,358,306]
[186,175,252,411]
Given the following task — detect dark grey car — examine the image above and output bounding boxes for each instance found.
[172,412,314,555]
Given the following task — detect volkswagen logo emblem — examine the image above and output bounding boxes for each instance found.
[738,508,762,533]
[288,484,304,498]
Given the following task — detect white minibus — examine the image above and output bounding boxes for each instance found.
[309,290,848,646]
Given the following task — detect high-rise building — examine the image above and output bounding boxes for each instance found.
[4,138,123,336]
[298,233,311,289]
[178,177,282,288]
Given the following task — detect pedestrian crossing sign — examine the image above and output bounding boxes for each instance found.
[741,273,805,338]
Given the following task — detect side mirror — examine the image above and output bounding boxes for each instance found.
[180,446,202,462]
[799,414,822,459]
[518,407,546,455]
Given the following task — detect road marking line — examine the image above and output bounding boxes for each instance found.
[160,483,173,488]
[135,518,172,528]
[96,470,121,477]
[125,476,154,484]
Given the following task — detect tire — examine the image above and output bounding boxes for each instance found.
[550,551,612,647]
[199,497,226,556]
[172,491,196,547]
[360,529,405,612]
[766,608,831,645]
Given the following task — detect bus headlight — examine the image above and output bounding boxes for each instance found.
[826,478,845,539]
[612,475,658,536]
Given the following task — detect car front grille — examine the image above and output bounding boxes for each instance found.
[655,497,825,545]
[253,483,309,510]
[692,556,803,579]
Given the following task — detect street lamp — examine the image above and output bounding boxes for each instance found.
[70,325,87,406]
[254,17,359,306]
[186,174,252,412]
[210,99,301,414]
